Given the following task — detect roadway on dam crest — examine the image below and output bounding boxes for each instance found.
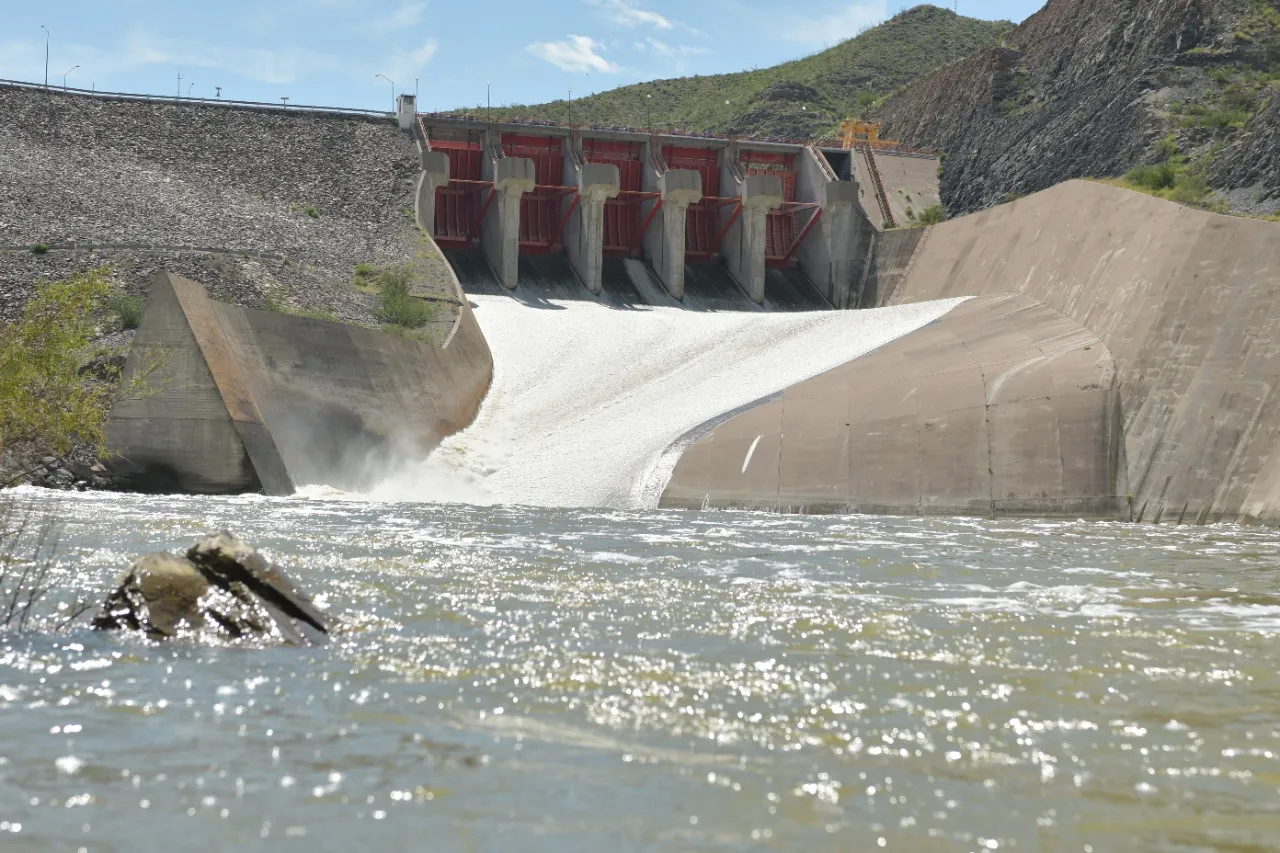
[369,294,965,508]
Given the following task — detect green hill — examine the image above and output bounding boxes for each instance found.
[474,5,1014,140]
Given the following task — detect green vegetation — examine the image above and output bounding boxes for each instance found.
[483,6,1012,139]
[303,206,320,219]
[376,269,435,330]
[915,204,947,225]
[107,294,144,331]
[0,269,159,459]
[31,243,49,255]
[1111,137,1224,210]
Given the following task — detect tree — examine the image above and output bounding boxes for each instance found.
[0,268,157,460]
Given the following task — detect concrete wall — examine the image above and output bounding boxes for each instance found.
[872,180,1280,525]
[794,147,868,307]
[107,270,493,495]
[850,150,941,230]
[663,293,1125,517]
[851,227,926,309]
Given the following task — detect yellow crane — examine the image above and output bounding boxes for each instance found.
[838,120,901,150]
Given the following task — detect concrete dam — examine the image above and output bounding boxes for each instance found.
[98,96,1280,526]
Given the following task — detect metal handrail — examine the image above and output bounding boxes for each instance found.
[0,77,392,119]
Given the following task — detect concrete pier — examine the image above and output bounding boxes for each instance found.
[415,149,450,238]
[643,168,703,300]
[565,161,621,294]
[481,156,536,289]
[724,172,784,303]
[796,147,867,307]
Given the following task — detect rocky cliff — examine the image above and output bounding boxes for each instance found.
[873,0,1280,216]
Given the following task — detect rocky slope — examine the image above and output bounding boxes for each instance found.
[490,6,1012,140]
[0,85,457,328]
[873,0,1280,216]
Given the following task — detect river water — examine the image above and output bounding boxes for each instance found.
[3,488,1280,852]
[5,294,1280,852]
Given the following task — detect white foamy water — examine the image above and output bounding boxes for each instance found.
[371,296,966,508]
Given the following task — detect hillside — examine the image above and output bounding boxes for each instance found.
[483,5,1013,140]
[873,0,1280,217]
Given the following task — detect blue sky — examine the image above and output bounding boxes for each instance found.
[2,1,1043,111]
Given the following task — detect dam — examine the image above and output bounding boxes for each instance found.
[16,86,1267,526]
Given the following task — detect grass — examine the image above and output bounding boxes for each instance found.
[107,294,144,331]
[476,6,1012,140]
[915,204,947,225]
[375,269,435,330]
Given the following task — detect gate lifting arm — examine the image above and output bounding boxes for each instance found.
[781,203,822,262]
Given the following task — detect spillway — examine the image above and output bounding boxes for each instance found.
[370,295,964,508]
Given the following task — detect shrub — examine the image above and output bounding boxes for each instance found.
[303,206,320,219]
[0,269,158,458]
[375,270,433,329]
[1125,161,1178,191]
[915,204,946,225]
[108,294,144,331]
[354,263,375,278]
[31,243,49,255]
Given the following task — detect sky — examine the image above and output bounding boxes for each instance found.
[2,1,1044,112]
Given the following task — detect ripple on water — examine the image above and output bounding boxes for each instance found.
[2,491,1280,850]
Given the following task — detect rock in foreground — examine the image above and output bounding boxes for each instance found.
[93,532,329,645]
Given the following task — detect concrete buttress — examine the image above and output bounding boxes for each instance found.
[643,169,702,300]
[566,162,621,294]
[415,149,450,238]
[726,173,784,303]
[481,156,535,289]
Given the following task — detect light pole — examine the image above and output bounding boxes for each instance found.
[487,81,492,129]
[41,26,49,88]
[567,87,572,127]
[645,92,651,131]
[415,76,419,103]
[375,73,395,111]
[62,65,78,89]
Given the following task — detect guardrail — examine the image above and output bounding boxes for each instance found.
[0,78,393,119]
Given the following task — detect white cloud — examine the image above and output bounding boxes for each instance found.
[367,2,429,35]
[382,40,440,84]
[586,0,673,30]
[633,37,707,59]
[527,35,620,74]
[785,1,886,45]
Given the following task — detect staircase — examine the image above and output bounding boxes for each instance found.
[861,144,896,229]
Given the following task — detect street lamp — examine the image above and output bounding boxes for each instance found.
[375,73,395,111]
[645,92,652,130]
[63,65,78,89]
[40,26,50,88]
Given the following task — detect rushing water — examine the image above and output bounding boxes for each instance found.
[3,488,1280,852]
[370,295,962,507]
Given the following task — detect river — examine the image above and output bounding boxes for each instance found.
[3,293,1280,852]
[2,489,1280,851]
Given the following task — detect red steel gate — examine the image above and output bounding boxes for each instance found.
[502,134,575,253]
[583,139,648,257]
[431,140,487,249]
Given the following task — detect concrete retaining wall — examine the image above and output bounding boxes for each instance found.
[664,180,1280,524]
[663,293,1124,517]
[107,271,492,495]
[875,180,1280,525]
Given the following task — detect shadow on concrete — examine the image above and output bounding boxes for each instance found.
[445,248,830,314]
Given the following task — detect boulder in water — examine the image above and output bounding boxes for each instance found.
[93,532,329,644]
